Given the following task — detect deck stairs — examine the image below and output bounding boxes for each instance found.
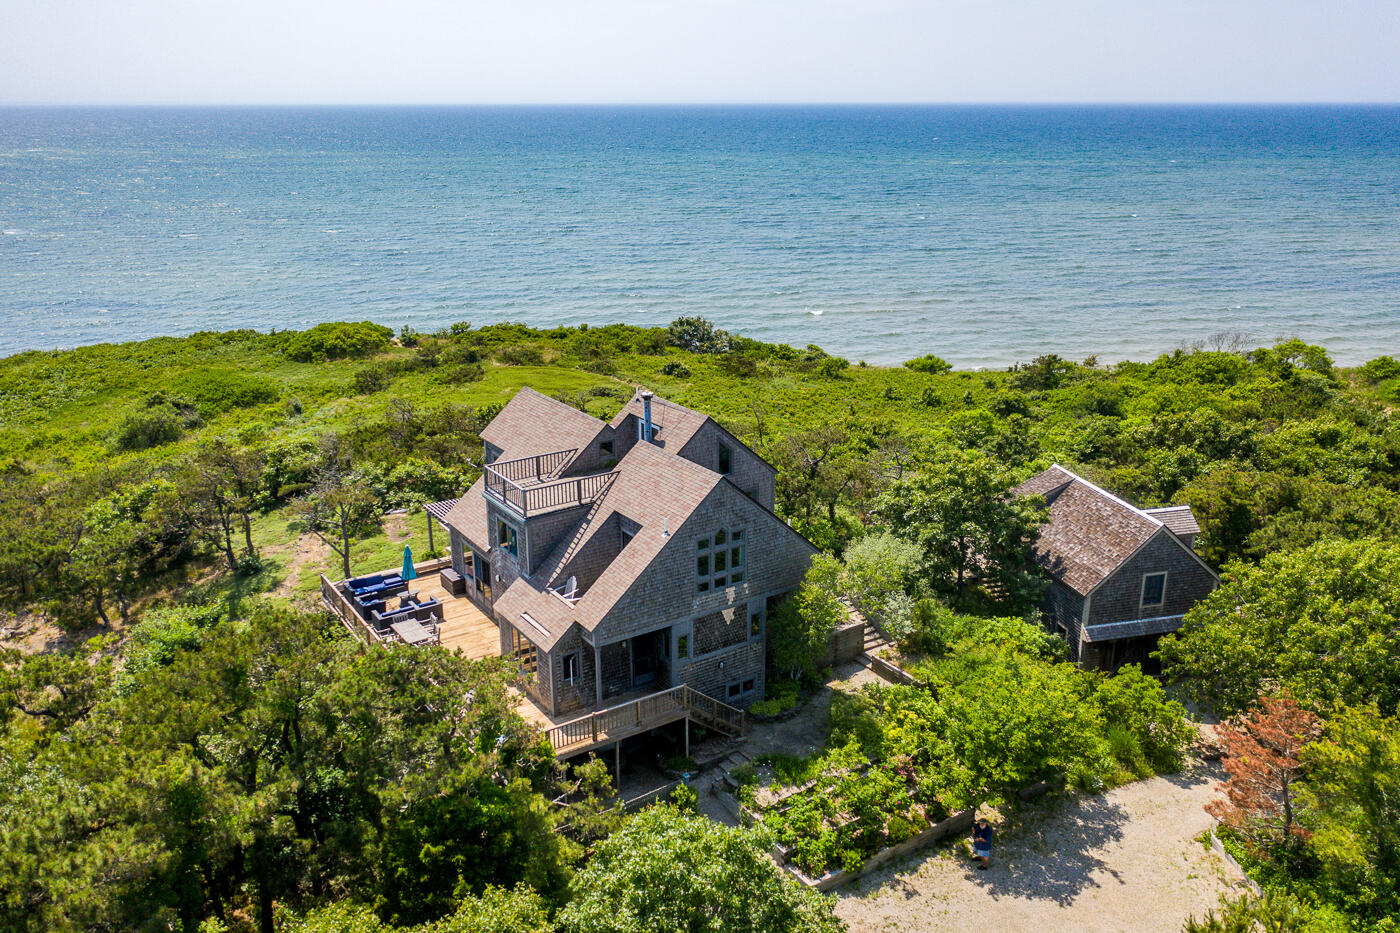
[545,684,745,758]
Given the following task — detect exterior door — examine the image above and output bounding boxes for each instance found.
[630,629,668,689]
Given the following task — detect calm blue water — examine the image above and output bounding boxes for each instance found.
[1,106,1398,367]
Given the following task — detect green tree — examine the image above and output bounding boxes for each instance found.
[298,476,381,580]
[557,805,845,933]
[768,556,846,681]
[876,451,1046,611]
[1298,705,1400,922]
[1158,538,1400,717]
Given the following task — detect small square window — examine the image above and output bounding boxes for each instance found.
[697,581,709,593]
[727,683,741,699]
[714,576,726,587]
[677,635,689,659]
[732,529,742,541]
[742,678,755,693]
[599,440,614,455]
[730,571,743,584]
[697,538,710,551]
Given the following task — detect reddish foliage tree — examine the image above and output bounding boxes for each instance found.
[1207,692,1322,850]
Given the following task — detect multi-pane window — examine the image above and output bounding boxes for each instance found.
[696,528,745,592]
[1141,572,1167,609]
[497,518,518,556]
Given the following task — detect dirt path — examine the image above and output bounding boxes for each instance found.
[835,763,1247,933]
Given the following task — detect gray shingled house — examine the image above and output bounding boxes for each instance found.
[433,387,818,719]
[1013,465,1219,671]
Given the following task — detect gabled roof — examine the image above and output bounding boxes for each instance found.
[1143,506,1201,538]
[480,386,606,460]
[491,441,725,649]
[609,391,709,451]
[1013,464,1169,596]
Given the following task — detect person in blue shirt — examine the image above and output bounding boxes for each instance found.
[972,817,993,869]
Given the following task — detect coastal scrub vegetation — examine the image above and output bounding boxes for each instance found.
[1,319,1399,930]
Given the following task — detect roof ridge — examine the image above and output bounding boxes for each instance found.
[1048,463,1162,528]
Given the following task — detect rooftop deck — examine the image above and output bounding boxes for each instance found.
[483,449,618,518]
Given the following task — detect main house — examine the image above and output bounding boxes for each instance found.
[430,387,818,719]
[1013,465,1219,671]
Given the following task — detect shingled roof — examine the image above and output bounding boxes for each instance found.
[1143,505,1201,538]
[480,386,606,460]
[491,442,726,649]
[1013,465,1170,596]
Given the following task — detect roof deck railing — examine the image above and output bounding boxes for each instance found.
[485,460,618,518]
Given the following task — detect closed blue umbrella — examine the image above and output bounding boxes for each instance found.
[401,545,418,581]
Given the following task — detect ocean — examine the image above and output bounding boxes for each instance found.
[1,105,1398,368]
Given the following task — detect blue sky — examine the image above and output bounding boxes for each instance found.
[2,0,1397,104]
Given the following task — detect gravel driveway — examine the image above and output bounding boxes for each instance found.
[835,762,1249,933]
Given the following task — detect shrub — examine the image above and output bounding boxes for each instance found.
[905,354,952,374]
[352,365,391,395]
[817,357,849,379]
[1359,355,1400,383]
[666,316,732,354]
[281,322,393,362]
[659,360,691,378]
[171,367,278,416]
[443,362,485,384]
[495,345,544,366]
[1093,664,1194,773]
[111,393,201,451]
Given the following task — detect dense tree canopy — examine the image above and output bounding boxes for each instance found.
[1158,538,1400,717]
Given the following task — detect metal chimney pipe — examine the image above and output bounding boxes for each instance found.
[640,389,655,443]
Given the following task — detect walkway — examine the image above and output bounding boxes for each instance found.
[834,763,1249,933]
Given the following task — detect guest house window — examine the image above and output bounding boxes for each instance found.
[497,519,518,557]
[717,443,733,474]
[1141,572,1167,610]
[696,528,744,591]
[562,652,580,685]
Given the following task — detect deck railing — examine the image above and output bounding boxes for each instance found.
[486,449,576,483]
[484,467,618,518]
[545,685,745,754]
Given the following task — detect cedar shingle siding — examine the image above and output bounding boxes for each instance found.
[1013,465,1218,670]
[432,387,814,715]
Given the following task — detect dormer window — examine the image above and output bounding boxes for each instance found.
[1140,572,1166,611]
[717,443,733,474]
[696,529,744,592]
[599,440,614,456]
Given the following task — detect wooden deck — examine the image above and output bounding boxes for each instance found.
[408,573,500,658]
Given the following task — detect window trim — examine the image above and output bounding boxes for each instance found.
[562,651,580,685]
[676,634,690,659]
[1140,571,1168,611]
[497,518,518,557]
[695,528,745,592]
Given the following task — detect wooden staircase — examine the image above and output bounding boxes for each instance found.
[545,685,745,758]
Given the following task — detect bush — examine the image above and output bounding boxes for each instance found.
[352,365,392,395]
[659,360,691,378]
[111,393,201,451]
[282,322,393,362]
[171,367,278,416]
[495,345,544,366]
[1093,664,1194,773]
[666,316,732,354]
[443,362,485,384]
[905,354,952,374]
[1359,355,1400,383]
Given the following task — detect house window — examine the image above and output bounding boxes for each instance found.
[599,440,614,456]
[562,652,580,684]
[497,519,518,556]
[727,683,742,699]
[742,678,755,693]
[696,529,745,592]
[677,635,689,659]
[750,612,762,637]
[718,443,733,474]
[1141,572,1167,610]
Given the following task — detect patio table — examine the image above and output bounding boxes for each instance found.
[390,618,435,646]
